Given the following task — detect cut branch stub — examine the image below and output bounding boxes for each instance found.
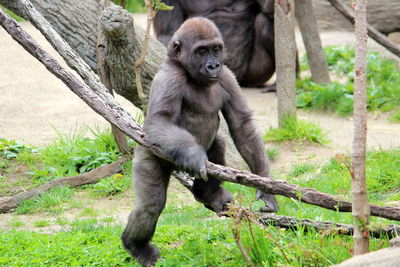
[100,6,165,109]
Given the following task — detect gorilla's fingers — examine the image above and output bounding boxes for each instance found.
[198,167,208,182]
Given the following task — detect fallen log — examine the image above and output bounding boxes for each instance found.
[258,213,400,239]
[0,157,127,213]
[2,8,400,221]
[327,0,400,58]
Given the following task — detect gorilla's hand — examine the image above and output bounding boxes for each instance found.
[256,190,279,212]
[176,146,208,181]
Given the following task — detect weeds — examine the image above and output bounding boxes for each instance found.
[264,116,329,144]
[298,46,400,118]
[15,186,74,214]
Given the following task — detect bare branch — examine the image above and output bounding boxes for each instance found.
[327,0,400,58]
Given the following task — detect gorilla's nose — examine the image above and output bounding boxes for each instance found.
[206,60,221,76]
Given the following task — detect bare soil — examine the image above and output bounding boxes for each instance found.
[0,16,399,231]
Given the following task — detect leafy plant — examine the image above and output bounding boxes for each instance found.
[27,127,122,183]
[298,46,400,119]
[90,174,131,197]
[264,117,329,144]
[0,138,35,160]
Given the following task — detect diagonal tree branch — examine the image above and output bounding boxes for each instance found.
[1,5,400,221]
[326,0,400,58]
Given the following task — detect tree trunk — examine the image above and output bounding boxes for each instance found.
[0,0,163,105]
[275,0,297,126]
[97,0,129,154]
[294,0,330,84]
[352,0,370,256]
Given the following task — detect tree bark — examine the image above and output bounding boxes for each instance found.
[326,0,400,58]
[0,157,127,213]
[97,0,129,154]
[275,0,297,126]
[294,0,330,84]
[258,213,400,239]
[0,0,163,104]
[352,0,370,255]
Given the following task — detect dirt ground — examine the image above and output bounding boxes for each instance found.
[0,15,399,230]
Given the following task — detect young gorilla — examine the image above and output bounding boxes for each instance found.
[121,17,278,266]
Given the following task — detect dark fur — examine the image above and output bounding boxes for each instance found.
[121,18,278,266]
[154,0,276,88]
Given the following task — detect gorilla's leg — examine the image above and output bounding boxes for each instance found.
[191,136,233,212]
[121,147,171,267]
[241,13,276,88]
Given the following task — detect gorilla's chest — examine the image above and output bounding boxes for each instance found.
[179,88,224,149]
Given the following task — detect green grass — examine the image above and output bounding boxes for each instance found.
[289,162,317,177]
[8,218,25,228]
[266,148,280,161]
[1,129,399,266]
[113,0,147,13]
[264,116,329,144]
[33,220,51,228]
[0,6,25,22]
[298,46,400,118]
[15,186,74,214]
[16,127,123,184]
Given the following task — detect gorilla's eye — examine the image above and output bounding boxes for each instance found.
[195,47,208,57]
[212,45,221,54]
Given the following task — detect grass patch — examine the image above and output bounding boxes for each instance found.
[89,173,131,197]
[289,162,317,177]
[8,218,25,228]
[298,46,400,118]
[20,127,123,184]
[266,148,279,161]
[33,220,51,228]
[264,117,329,144]
[15,186,74,214]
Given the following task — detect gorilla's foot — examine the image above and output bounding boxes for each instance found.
[261,83,276,93]
[200,187,233,213]
[256,190,279,213]
[123,241,160,267]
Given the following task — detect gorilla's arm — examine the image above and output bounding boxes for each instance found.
[144,73,208,180]
[153,0,186,46]
[220,69,269,177]
[221,68,279,211]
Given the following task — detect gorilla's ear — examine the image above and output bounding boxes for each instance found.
[173,40,182,55]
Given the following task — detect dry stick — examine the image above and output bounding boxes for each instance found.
[231,209,254,267]
[2,8,400,222]
[0,157,127,213]
[326,0,400,58]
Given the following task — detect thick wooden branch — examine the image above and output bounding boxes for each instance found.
[327,0,400,58]
[0,157,127,213]
[2,9,400,222]
[258,213,400,239]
